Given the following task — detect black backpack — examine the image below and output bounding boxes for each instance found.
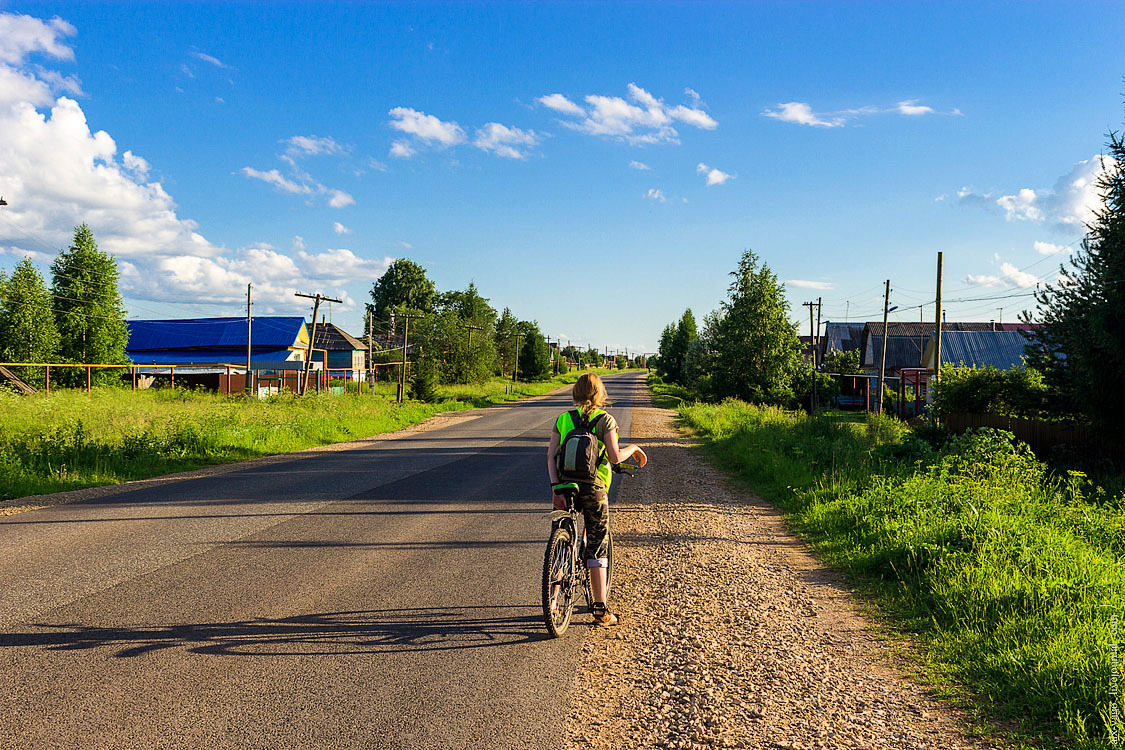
[556,409,605,485]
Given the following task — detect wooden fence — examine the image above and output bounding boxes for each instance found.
[945,412,1090,455]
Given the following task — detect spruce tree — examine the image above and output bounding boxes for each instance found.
[709,250,802,405]
[517,322,551,381]
[1024,128,1125,437]
[0,258,59,387]
[51,225,129,386]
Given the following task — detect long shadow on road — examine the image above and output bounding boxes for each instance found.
[0,606,550,658]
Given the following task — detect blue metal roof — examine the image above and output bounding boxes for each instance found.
[126,317,306,351]
[128,348,302,365]
[935,330,1032,370]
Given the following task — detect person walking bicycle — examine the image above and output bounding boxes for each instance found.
[546,373,646,626]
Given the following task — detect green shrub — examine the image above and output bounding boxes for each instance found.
[932,364,1049,419]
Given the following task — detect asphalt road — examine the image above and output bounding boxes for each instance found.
[0,371,644,750]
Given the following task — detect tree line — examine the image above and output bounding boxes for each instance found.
[364,258,626,399]
[0,224,129,387]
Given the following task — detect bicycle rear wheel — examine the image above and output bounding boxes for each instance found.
[542,525,575,637]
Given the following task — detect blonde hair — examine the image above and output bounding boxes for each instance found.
[572,373,607,417]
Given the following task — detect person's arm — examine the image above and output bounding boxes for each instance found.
[547,429,567,509]
[603,427,647,468]
[547,430,561,485]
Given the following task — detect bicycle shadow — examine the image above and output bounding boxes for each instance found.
[0,606,552,658]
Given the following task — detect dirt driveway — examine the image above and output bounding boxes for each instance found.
[564,391,994,750]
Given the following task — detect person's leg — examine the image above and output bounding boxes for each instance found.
[580,488,617,625]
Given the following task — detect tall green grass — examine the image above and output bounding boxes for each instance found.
[0,369,631,501]
[674,396,1123,748]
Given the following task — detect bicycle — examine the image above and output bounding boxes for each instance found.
[541,462,636,637]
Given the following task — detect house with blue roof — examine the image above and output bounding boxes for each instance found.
[125,317,312,393]
[126,317,309,366]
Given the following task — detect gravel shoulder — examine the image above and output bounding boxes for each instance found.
[565,387,995,750]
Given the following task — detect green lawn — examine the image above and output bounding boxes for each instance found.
[0,368,636,502]
[657,378,1123,749]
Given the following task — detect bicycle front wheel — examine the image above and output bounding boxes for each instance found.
[542,525,575,637]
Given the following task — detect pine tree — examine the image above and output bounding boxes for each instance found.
[666,309,698,385]
[709,250,802,405]
[1024,128,1125,437]
[517,321,551,381]
[0,258,59,387]
[51,225,129,386]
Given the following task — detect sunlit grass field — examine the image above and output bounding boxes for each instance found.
[651,377,1124,749]
[0,368,635,502]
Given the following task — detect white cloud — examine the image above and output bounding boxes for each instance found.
[696,162,733,186]
[629,160,651,171]
[240,166,310,195]
[284,135,344,158]
[537,93,585,117]
[965,262,1039,289]
[961,155,1116,230]
[121,150,150,180]
[241,134,354,207]
[762,102,845,128]
[473,122,539,159]
[388,106,466,146]
[398,241,413,249]
[333,221,351,235]
[296,248,393,285]
[191,51,228,69]
[179,64,194,79]
[896,99,935,116]
[1034,240,1069,255]
[684,88,701,102]
[389,139,415,159]
[0,13,76,65]
[327,189,354,208]
[763,98,950,127]
[645,188,666,202]
[997,187,1042,221]
[787,280,834,290]
[539,83,717,145]
[668,105,717,130]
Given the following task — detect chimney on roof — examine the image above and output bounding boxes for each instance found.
[990,320,996,331]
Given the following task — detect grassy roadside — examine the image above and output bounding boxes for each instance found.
[0,368,636,502]
[648,377,1123,749]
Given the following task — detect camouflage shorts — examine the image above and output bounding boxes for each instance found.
[574,485,610,567]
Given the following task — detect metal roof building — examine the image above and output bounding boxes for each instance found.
[821,322,865,357]
[923,330,1033,371]
[126,317,310,365]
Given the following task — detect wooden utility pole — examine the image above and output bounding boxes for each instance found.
[876,280,891,414]
[295,292,342,395]
[367,309,374,395]
[932,252,944,415]
[461,323,484,347]
[388,313,425,402]
[815,297,822,367]
[245,283,252,396]
[512,331,523,383]
[802,301,818,410]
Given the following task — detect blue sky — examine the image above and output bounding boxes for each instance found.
[0,2,1122,353]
